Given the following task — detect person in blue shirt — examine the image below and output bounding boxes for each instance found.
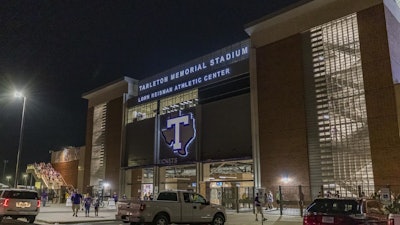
[112,192,118,204]
[41,190,48,207]
[71,189,83,217]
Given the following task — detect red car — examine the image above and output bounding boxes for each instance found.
[303,198,388,225]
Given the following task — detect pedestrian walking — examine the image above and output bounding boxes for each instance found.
[266,191,274,210]
[71,189,83,217]
[94,197,100,216]
[299,190,305,213]
[41,190,48,207]
[53,191,58,204]
[112,192,119,207]
[83,194,92,217]
[112,192,118,204]
[254,193,267,221]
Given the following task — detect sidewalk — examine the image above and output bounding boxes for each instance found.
[36,203,303,225]
[36,203,117,224]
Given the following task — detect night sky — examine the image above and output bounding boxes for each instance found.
[0,0,301,182]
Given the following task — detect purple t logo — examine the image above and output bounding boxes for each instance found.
[167,115,189,150]
[162,113,196,157]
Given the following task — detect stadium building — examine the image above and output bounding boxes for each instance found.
[79,0,400,210]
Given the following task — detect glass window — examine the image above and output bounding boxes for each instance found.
[157,192,178,201]
[127,89,198,124]
[127,101,157,123]
[159,89,198,115]
[183,193,191,203]
[2,190,39,200]
[190,193,206,204]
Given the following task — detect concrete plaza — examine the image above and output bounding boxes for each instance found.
[35,203,303,225]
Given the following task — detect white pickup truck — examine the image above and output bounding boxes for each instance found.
[116,190,226,225]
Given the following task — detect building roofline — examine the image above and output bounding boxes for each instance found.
[82,76,137,100]
[244,0,312,29]
[244,0,382,47]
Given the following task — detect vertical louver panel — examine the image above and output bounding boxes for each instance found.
[305,14,374,197]
[90,103,107,186]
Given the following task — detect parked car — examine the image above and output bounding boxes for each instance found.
[0,188,41,223]
[303,197,388,225]
[116,190,226,225]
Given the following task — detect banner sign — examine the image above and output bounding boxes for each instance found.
[138,40,249,103]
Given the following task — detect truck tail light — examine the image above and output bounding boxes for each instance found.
[140,203,146,211]
[389,218,394,225]
[303,214,317,225]
[37,200,41,208]
[3,198,10,207]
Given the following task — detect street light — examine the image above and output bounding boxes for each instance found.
[14,91,27,188]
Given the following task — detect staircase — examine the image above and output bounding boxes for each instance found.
[26,163,68,190]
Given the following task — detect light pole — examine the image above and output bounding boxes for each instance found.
[2,160,8,182]
[14,91,26,188]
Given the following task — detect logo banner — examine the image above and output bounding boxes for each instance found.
[159,109,197,165]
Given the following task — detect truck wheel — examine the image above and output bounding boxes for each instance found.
[211,214,225,225]
[153,214,169,225]
[27,216,36,223]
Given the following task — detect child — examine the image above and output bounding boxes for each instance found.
[94,197,100,216]
[83,194,92,217]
